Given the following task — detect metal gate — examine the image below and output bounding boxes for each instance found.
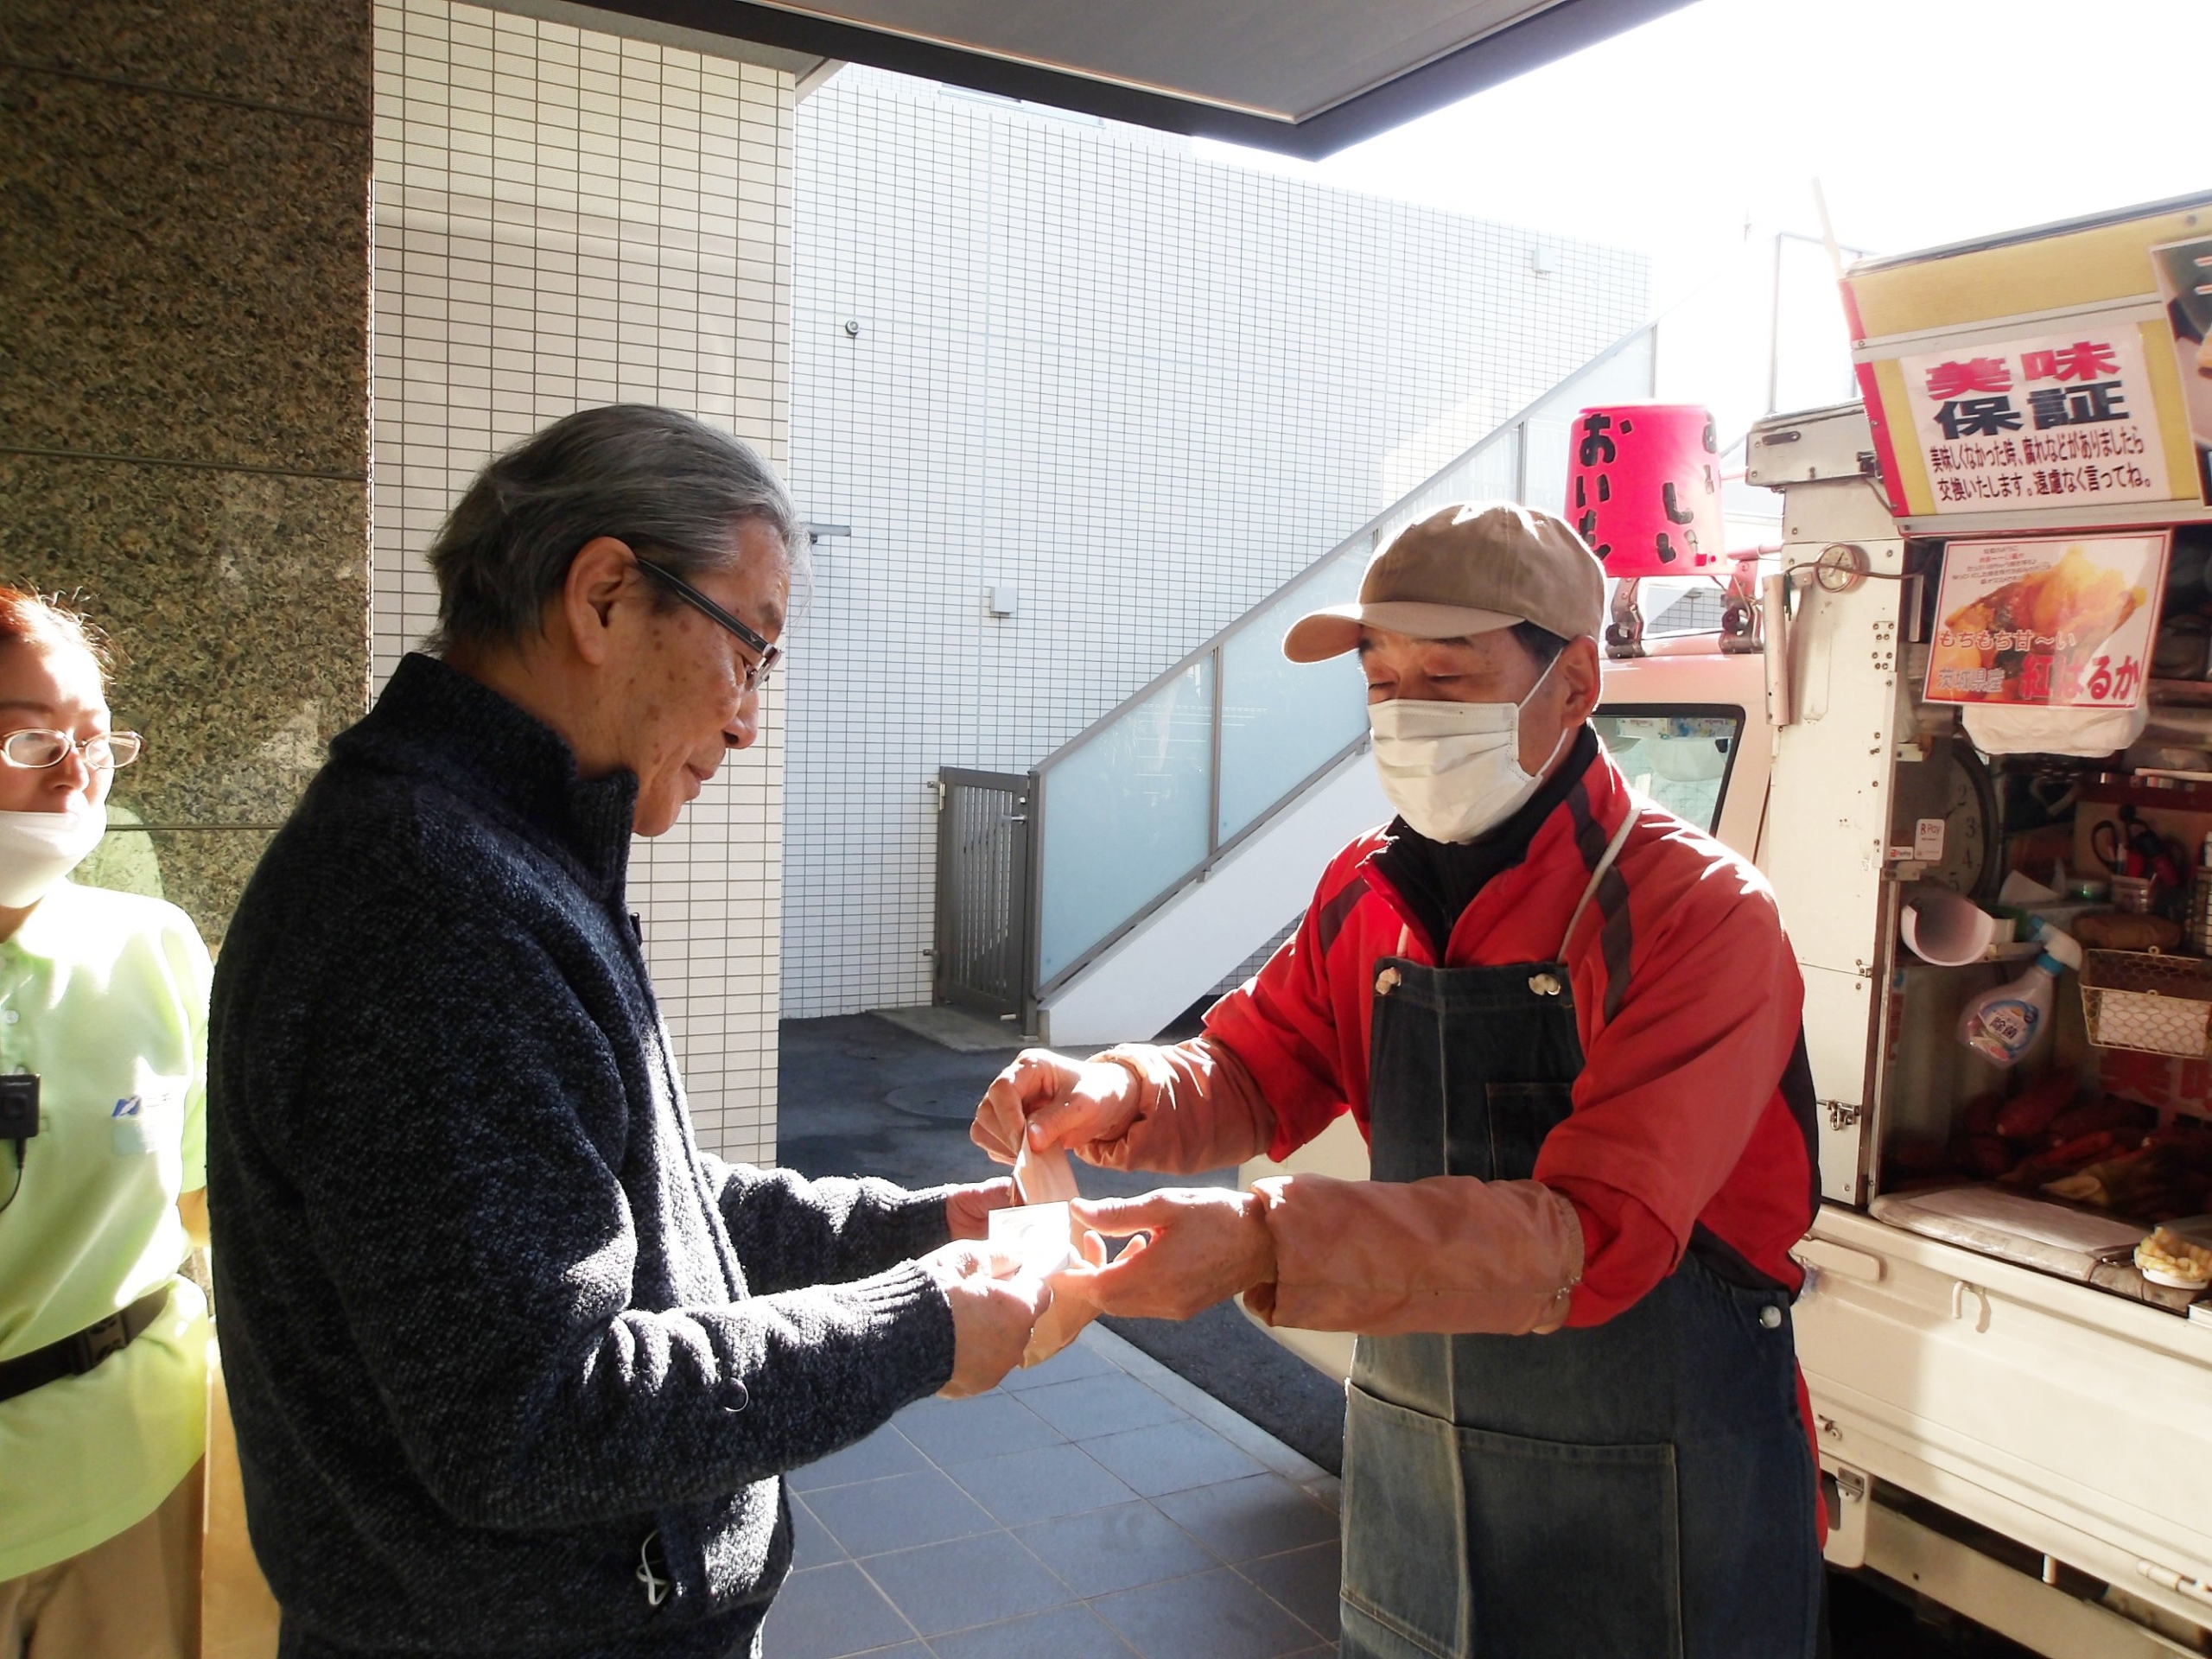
[934,768,1037,1029]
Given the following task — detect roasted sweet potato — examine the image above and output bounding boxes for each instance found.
[1961,1135,2015,1178]
[1997,1075,2080,1141]
[2043,1096,2155,1147]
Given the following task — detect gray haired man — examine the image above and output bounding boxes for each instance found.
[207,405,1046,1658]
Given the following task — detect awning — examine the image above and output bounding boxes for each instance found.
[576,0,1695,157]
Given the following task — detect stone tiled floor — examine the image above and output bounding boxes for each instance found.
[762,1326,1342,1659]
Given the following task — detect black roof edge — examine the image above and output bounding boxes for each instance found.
[1850,188,2212,276]
[577,0,1694,159]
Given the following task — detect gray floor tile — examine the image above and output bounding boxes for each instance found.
[805,1468,996,1558]
[789,1493,845,1568]
[1018,1371,1186,1440]
[927,1602,1139,1659]
[758,1561,917,1659]
[895,1392,1062,1466]
[1015,1500,1217,1598]
[1090,1567,1317,1659]
[1237,1541,1340,1641]
[1153,1474,1339,1563]
[856,1529,1073,1637]
[789,1423,929,1493]
[948,1441,1139,1525]
[997,1342,1116,1392]
[1081,1419,1268,1497]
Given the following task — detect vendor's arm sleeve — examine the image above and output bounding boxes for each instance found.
[1243,1173,1583,1335]
[1076,1037,1278,1174]
[1534,878,1804,1327]
[1198,864,1370,1159]
[256,901,955,1532]
[702,1160,955,1294]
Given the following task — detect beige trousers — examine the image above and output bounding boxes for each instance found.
[0,1464,202,1659]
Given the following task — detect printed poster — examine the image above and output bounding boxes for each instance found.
[2149,235,2212,505]
[1925,531,2169,708]
[1899,329,2171,512]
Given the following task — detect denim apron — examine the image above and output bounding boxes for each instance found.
[1337,820,1821,1659]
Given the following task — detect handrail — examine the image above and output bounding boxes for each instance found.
[1031,316,1664,778]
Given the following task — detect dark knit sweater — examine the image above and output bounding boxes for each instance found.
[207,654,957,1658]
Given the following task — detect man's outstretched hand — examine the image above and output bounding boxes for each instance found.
[920,1241,1051,1398]
[972,1048,1141,1166]
[1058,1190,1275,1322]
[945,1177,1016,1241]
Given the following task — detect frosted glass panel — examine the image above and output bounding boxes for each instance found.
[1217,549,1369,842]
[1038,658,1214,982]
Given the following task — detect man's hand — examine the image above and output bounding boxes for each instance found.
[945,1177,1016,1241]
[1061,1190,1274,1322]
[972,1048,1141,1166]
[920,1242,1052,1398]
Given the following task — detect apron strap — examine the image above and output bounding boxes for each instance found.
[1558,810,1636,961]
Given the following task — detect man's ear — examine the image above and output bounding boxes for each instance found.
[560,537,637,667]
[1557,635,1604,725]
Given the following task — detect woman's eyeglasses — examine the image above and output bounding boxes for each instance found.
[0,729,143,770]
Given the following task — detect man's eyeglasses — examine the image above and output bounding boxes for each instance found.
[634,556,781,693]
[0,729,143,770]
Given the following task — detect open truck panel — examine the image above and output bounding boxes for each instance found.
[1243,194,2212,1656]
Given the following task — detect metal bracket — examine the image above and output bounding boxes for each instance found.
[1719,557,1764,654]
[1823,1100,1862,1131]
[1605,577,1646,659]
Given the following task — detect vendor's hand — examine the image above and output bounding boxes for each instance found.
[945,1177,1016,1241]
[1061,1189,1274,1322]
[921,1241,1052,1397]
[973,1049,1141,1166]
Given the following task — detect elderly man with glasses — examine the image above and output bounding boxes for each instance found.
[206,405,1050,1659]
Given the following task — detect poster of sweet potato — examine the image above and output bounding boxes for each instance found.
[1925,532,2169,707]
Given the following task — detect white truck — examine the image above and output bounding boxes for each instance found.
[1249,194,2212,1656]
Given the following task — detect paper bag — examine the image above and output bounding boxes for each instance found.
[1001,1143,1100,1365]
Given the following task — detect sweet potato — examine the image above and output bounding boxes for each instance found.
[2043,1096,2154,1147]
[1959,1094,2004,1136]
[2009,1128,2124,1185]
[1997,1075,2080,1141]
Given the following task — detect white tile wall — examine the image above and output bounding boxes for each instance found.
[369,0,791,1161]
[782,68,1649,1018]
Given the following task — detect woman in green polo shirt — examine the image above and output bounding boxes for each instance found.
[0,590,212,1659]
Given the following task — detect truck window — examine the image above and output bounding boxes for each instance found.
[1591,707,1741,835]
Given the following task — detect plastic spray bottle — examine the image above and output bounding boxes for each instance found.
[1957,918,2082,1067]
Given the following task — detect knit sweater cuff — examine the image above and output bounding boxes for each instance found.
[847,1258,958,1397]
[877,1183,961,1263]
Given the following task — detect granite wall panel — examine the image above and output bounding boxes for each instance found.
[0,0,372,946]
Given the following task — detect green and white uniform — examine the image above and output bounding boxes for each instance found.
[0,879,211,1580]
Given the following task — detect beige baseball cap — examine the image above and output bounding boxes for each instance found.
[1283,501,1605,664]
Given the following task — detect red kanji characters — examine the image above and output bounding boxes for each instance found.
[2021,341,2121,383]
[1924,358,2012,399]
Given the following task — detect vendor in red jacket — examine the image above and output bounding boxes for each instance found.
[974,501,1825,1659]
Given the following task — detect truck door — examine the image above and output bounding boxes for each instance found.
[1751,414,1910,1205]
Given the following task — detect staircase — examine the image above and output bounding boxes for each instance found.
[934,322,1662,1046]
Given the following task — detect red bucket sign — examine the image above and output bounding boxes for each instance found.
[1923,531,2170,708]
[1564,403,1726,577]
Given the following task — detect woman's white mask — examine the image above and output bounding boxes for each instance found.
[0,803,107,907]
[1368,655,1569,844]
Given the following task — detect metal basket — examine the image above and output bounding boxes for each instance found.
[2080,949,2212,1058]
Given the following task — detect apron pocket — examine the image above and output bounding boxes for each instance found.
[1343,1384,1684,1659]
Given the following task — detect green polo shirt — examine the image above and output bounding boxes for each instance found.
[0,880,211,1580]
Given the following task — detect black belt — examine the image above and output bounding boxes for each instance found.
[0,1287,170,1403]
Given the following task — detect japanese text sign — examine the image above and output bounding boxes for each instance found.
[1901,331,2171,513]
[1925,531,2168,709]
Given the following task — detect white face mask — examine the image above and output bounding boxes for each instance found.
[0,803,107,907]
[1369,657,1569,844]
